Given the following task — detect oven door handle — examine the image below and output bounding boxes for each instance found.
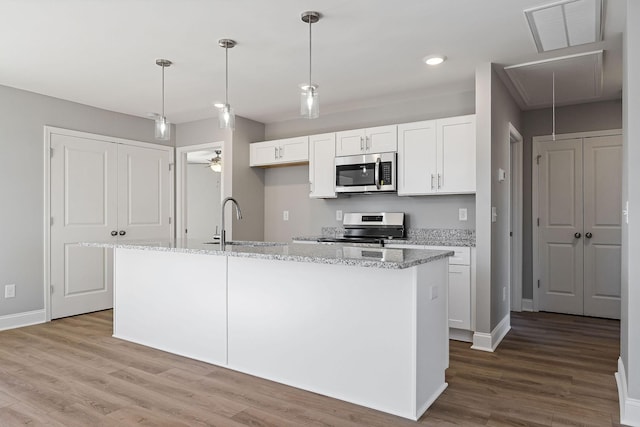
[375,157,381,189]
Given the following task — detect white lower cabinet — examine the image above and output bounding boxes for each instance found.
[387,244,473,340]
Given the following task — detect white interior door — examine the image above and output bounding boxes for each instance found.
[50,134,117,319]
[583,135,622,319]
[538,138,584,315]
[117,144,171,241]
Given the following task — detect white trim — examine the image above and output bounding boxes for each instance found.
[44,126,174,322]
[449,328,473,343]
[531,128,623,313]
[509,123,524,312]
[616,357,640,426]
[522,298,534,312]
[0,310,46,331]
[471,313,511,352]
[175,142,224,241]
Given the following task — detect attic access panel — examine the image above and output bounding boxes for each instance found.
[504,50,603,108]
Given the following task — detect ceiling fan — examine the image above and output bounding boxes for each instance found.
[208,150,222,172]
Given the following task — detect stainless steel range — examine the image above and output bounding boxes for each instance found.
[317,212,405,247]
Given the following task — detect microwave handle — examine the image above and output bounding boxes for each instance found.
[375,157,381,189]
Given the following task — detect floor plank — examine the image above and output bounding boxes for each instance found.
[0,310,621,426]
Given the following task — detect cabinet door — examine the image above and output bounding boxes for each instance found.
[250,141,279,166]
[437,115,476,193]
[366,125,397,153]
[448,265,471,330]
[336,129,366,156]
[117,144,172,241]
[397,121,437,195]
[309,133,337,198]
[279,136,309,163]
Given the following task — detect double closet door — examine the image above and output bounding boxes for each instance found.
[536,133,622,319]
[50,130,173,319]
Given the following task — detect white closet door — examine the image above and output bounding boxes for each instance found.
[583,135,622,319]
[538,138,584,315]
[117,144,171,241]
[50,134,117,319]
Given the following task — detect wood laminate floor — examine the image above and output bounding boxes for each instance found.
[0,311,621,426]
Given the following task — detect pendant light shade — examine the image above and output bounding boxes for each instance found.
[218,39,236,130]
[155,59,172,140]
[301,11,320,119]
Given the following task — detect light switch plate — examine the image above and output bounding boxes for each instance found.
[498,168,506,182]
[459,208,468,221]
[491,207,498,223]
[336,210,343,221]
[283,210,289,221]
[4,284,15,299]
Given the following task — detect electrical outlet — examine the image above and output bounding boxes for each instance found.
[336,210,343,221]
[5,284,15,299]
[283,210,289,221]
[459,208,468,221]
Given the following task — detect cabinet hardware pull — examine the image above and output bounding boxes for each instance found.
[574,232,582,238]
[274,147,278,159]
[360,137,364,151]
[438,174,442,189]
[119,230,126,236]
[111,230,118,236]
[431,174,436,190]
[585,232,593,239]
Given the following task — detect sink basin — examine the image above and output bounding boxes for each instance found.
[203,240,285,247]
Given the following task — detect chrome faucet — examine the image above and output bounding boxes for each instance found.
[221,197,243,249]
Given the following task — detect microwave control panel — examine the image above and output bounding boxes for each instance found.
[381,162,393,185]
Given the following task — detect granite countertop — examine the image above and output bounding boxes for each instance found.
[83,239,453,270]
[293,227,476,247]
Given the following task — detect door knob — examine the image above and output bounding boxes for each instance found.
[110,230,118,237]
[574,232,582,238]
[119,230,126,236]
[585,232,593,239]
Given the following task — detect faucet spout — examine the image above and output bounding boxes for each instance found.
[221,197,242,249]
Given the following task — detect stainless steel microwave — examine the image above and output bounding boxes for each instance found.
[335,152,397,193]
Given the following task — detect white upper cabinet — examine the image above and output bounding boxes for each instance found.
[309,133,337,199]
[250,136,309,167]
[397,114,476,195]
[335,125,397,156]
[397,120,438,195]
[437,115,476,194]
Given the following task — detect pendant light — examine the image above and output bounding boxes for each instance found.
[155,59,172,140]
[218,39,236,130]
[209,150,222,172]
[300,11,320,119]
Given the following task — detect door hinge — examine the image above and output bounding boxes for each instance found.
[169,217,172,225]
[50,216,54,226]
[537,279,540,289]
[50,285,54,294]
[536,154,541,165]
[169,163,174,171]
[537,218,540,226]
[510,231,513,237]
[50,147,54,158]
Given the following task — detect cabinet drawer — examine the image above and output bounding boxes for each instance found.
[423,245,470,265]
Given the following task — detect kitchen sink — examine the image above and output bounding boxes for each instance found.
[203,240,285,247]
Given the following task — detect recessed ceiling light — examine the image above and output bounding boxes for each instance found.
[213,102,224,108]
[423,55,446,66]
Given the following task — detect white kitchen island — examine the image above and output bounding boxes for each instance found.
[91,240,452,421]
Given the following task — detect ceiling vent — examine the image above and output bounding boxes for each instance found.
[525,0,604,52]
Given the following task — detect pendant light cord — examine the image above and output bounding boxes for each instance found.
[161,64,165,118]
[309,17,312,89]
[225,44,229,105]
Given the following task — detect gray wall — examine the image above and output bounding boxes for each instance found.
[490,65,522,330]
[0,84,171,317]
[176,116,266,242]
[622,0,640,405]
[521,100,623,300]
[262,87,476,242]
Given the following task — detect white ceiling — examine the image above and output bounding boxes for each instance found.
[0,0,625,125]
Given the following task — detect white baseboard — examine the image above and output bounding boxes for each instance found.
[449,328,473,343]
[522,298,533,312]
[471,313,511,352]
[616,357,640,426]
[0,309,46,331]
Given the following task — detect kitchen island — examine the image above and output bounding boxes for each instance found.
[88,240,452,421]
